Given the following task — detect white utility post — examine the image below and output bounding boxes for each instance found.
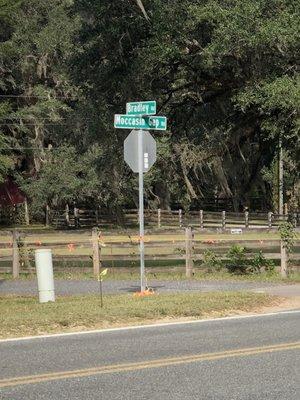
[35,249,55,303]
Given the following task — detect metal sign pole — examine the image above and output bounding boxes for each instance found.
[119,100,166,292]
[138,128,146,292]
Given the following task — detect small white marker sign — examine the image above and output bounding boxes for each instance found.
[231,228,243,235]
[144,153,149,169]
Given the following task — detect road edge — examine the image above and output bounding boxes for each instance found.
[1,309,299,344]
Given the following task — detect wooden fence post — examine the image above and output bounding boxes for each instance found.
[45,204,50,226]
[280,240,288,278]
[222,211,226,230]
[199,210,204,229]
[65,204,70,227]
[245,211,249,228]
[268,212,272,229]
[185,227,194,278]
[95,207,99,225]
[24,198,30,226]
[12,230,20,279]
[179,209,183,228]
[74,207,79,228]
[293,213,297,228]
[21,238,33,276]
[157,208,161,228]
[92,228,101,277]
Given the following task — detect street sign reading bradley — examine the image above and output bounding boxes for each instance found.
[114,114,167,130]
[124,130,156,173]
[126,101,156,116]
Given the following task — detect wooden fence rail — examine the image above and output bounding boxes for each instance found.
[1,200,299,228]
[1,204,299,230]
[1,229,299,277]
[45,208,299,230]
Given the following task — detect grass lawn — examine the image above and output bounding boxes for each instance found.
[0,229,288,244]
[104,269,300,283]
[39,269,300,284]
[0,292,275,338]
[1,269,299,283]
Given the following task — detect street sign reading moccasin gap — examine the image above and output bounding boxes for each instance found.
[114,114,167,131]
[124,130,156,173]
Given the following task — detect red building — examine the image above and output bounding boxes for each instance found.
[0,178,25,207]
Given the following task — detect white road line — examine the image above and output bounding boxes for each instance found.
[1,309,299,344]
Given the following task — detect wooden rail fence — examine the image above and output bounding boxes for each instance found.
[47,207,299,230]
[1,204,299,230]
[1,229,299,277]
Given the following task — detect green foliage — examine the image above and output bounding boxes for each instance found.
[249,251,275,274]
[0,0,299,214]
[0,102,13,183]
[0,0,81,194]
[0,0,22,39]
[17,233,34,273]
[202,249,223,272]
[226,244,248,274]
[278,222,296,253]
[19,144,106,210]
[0,134,13,183]
[225,244,275,275]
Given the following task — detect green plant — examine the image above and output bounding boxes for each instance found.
[225,244,248,274]
[278,222,296,276]
[278,222,296,254]
[17,234,34,274]
[249,251,275,274]
[202,250,222,272]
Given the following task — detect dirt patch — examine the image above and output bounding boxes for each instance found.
[144,296,300,323]
[221,295,300,317]
[254,296,300,313]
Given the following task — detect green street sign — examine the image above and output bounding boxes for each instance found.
[126,101,156,116]
[114,114,167,131]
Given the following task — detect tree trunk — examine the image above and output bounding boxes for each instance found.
[155,181,171,210]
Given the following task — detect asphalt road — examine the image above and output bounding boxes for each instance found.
[1,278,299,297]
[0,311,299,399]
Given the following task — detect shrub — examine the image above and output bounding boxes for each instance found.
[225,244,248,274]
[225,245,275,275]
[249,251,275,274]
[202,250,222,272]
[278,222,296,254]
